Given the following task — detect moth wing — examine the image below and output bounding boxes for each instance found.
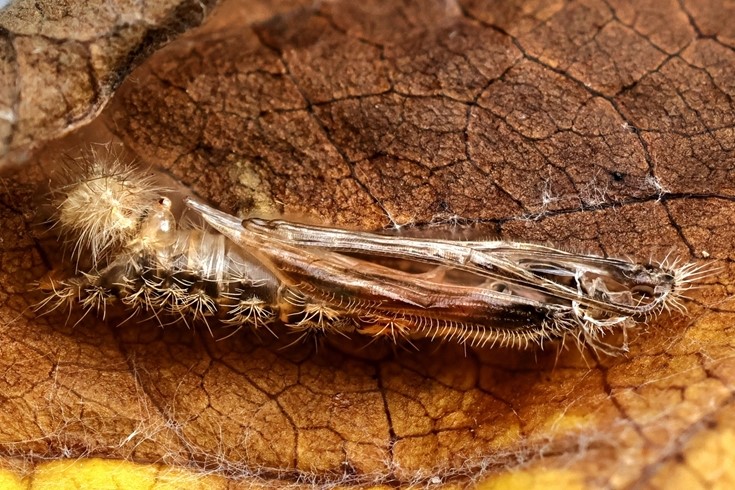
[183,198,669,322]
[235,215,670,317]
[182,198,559,332]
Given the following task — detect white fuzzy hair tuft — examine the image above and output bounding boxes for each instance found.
[51,144,162,267]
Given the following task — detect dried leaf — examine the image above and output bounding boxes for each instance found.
[1,0,735,488]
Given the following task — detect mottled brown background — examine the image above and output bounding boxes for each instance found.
[0,0,734,488]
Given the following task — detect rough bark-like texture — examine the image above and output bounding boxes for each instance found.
[0,0,221,166]
[1,0,734,488]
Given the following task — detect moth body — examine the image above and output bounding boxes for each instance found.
[38,147,709,352]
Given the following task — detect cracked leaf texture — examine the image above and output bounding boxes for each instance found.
[0,0,734,488]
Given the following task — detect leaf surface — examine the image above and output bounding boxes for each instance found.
[0,0,734,488]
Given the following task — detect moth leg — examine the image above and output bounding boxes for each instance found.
[287,300,347,336]
[222,295,277,333]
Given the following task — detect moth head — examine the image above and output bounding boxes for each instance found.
[51,145,163,268]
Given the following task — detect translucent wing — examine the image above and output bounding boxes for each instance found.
[184,198,693,348]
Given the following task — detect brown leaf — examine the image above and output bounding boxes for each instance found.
[2,0,735,488]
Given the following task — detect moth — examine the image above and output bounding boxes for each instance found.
[39,146,707,352]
